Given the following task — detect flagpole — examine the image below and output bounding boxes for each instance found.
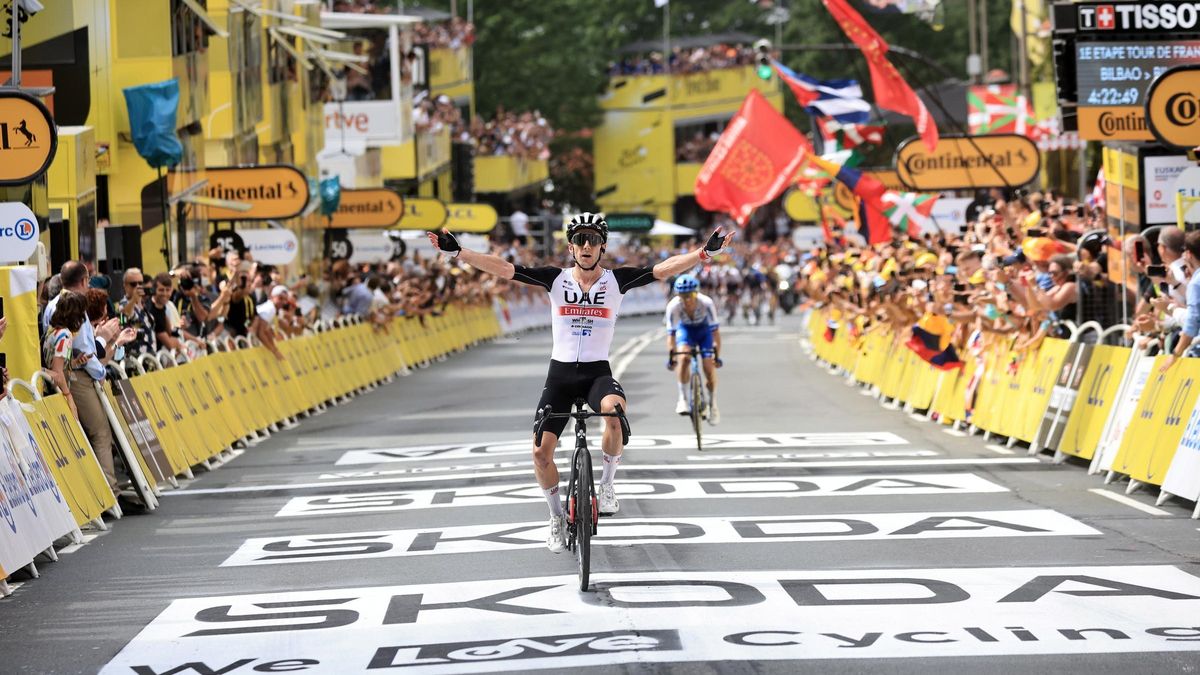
[663,2,670,76]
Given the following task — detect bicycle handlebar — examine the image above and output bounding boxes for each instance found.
[534,403,631,447]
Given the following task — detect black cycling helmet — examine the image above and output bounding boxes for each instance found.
[1077,228,1110,261]
[565,212,608,243]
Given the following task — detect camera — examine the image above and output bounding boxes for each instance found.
[179,275,195,291]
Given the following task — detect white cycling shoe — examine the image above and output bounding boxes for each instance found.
[598,482,619,515]
[708,401,720,426]
[675,395,690,415]
[547,515,567,554]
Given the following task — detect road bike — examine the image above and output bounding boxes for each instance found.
[534,398,630,592]
[672,347,712,451]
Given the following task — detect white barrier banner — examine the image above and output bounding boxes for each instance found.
[0,398,77,573]
[103,565,1200,673]
[238,229,299,265]
[1162,394,1200,504]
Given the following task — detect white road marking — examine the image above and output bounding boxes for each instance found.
[222,509,1101,566]
[942,428,969,437]
[1087,489,1173,516]
[58,533,101,555]
[166,458,1038,496]
[103,565,1200,674]
[986,444,1016,455]
[273,473,1012,517]
[613,327,662,380]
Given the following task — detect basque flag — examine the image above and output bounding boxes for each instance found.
[771,60,871,124]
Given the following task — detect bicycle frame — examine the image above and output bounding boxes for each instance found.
[534,399,630,591]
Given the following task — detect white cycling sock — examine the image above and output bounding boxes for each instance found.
[601,453,622,485]
[543,485,564,517]
[677,380,688,401]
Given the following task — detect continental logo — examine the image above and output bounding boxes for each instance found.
[199,165,310,221]
[895,134,1039,191]
[1146,66,1200,149]
[902,150,1029,175]
[1098,110,1148,135]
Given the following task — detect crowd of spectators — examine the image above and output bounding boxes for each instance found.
[798,189,1200,397]
[677,131,720,163]
[608,43,756,77]
[468,109,554,160]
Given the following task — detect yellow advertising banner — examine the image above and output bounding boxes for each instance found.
[784,190,819,222]
[394,197,448,230]
[201,165,310,221]
[445,202,499,233]
[896,134,1040,191]
[594,109,674,210]
[1146,65,1200,149]
[0,90,57,185]
[331,189,404,228]
[0,266,39,384]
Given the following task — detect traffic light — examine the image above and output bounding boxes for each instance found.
[754,39,773,81]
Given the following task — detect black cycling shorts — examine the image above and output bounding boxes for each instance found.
[534,360,626,438]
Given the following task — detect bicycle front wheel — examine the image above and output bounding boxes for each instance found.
[690,373,703,451]
[575,450,593,592]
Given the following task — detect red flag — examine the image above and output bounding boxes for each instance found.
[823,0,939,152]
[695,89,812,225]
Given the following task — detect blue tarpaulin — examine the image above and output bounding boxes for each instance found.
[122,79,183,169]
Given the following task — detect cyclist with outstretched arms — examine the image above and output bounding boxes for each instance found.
[428,213,733,552]
[665,273,723,423]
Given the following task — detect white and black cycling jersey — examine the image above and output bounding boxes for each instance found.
[512,264,657,363]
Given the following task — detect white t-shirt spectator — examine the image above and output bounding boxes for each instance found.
[510,210,529,237]
[256,300,277,324]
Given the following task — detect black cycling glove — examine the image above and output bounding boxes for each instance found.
[427,229,461,257]
[700,229,730,261]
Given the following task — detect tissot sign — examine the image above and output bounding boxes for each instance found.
[1075,2,1200,32]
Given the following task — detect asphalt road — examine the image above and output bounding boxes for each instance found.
[3,311,1200,674]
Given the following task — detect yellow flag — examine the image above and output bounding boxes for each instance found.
[0,266,40,384]
[1011,0,1050,66]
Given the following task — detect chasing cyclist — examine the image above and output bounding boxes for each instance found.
[428,214,732,553]
[665,274,723,424]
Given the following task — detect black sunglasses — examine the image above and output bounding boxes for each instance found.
[570,232,604,247]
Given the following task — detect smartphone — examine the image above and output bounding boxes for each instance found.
[0,296,4,319]
[0,353,6,369]
[1159,281,1171,295]
[1026,227,1047,238]
[1147,264,1168,277]
[1134,239,1146,260]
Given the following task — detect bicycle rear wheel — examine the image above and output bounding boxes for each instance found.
[690,372,703,451]
[574,450,593,591]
